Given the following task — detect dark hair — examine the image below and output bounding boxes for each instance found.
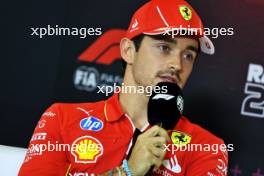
[121,34,145,71]
[132,34,145,52]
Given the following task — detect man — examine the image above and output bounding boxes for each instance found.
[19,0,228,175]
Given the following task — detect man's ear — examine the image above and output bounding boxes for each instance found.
[120,38,136,65]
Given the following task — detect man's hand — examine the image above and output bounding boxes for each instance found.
[128,125,170,176]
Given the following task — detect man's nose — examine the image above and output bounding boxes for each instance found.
[167,54,182,71]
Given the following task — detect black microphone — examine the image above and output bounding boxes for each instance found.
[145,82,184,175]
[147,82,184,130]
[127,82,184,161]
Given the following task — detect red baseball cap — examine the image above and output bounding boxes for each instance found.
[126,0,215,55]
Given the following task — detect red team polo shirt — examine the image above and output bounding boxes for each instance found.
[19,93,228,176]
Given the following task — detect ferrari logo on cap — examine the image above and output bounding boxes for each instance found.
[179,6,192,21]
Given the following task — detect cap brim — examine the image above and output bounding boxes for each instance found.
[143,28,215,55]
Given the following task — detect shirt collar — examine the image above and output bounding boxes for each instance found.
[104,93,125,122]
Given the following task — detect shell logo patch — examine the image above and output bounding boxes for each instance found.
[171,131,192,147]
[179,6,192,21]
[71,136,103,164]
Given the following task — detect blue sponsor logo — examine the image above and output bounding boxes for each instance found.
[80,116,103,131]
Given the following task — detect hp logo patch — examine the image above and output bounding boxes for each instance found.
[80,116,103,131]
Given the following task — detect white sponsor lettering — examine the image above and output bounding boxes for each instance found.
[153,167,172,176]
[68,173,95,176]
[31,133,47,141]
[38,120,46,128]
[42,111,56,117]
[153,94,174,100]
[132,19,138,29]
[208,172,215,176]
[24,144,45,163]
[76,107,93,116]
[216,158,227,176]
[162,155,181,174]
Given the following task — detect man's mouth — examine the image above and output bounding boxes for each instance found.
[158,75,178,84]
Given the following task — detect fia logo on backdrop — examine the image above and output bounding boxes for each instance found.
[73,29,125,92]
[241,63,264,118]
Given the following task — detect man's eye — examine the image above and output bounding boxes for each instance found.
[159,44,171,54]
[182,51,195,62]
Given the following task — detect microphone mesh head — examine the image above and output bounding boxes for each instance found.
[147,82,184,130]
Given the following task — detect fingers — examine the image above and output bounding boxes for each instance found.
[142,125,170,141]
[151,156,163,169]
[148,136,167,148]
[127,125,170,175]
[149,145,166,159]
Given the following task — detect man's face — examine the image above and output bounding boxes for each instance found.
[131,35,199,89]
